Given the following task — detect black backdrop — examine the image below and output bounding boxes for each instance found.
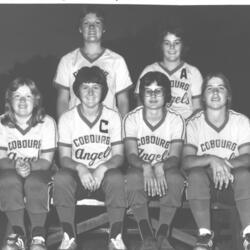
[0,4,250,118]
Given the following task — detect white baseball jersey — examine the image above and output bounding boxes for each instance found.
[58,104,122,169]
[135,62,203,119]
[185,110,250,160]
[54,48,133,111]
[123,106,185,165]
[0,115,57,162]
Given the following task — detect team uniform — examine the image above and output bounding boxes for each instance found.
[0,114,57,244]
[54,48,133,111]
[124,106,185,225]
[53,104,126,233]
[135,62,203,119]
[185,110,250,236]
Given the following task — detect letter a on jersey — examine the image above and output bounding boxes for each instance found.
[180,68,187,79]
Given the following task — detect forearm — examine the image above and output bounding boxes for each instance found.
[57,98,68,119]
[101,155,124,169]
[117,93,129,118]
[228,154,250,169]
[59,156,83,171]
[128,153,147,169]
[30,159,52,171]
[0,158,15,170]
[163,156,180,170]
[182,155,211,170]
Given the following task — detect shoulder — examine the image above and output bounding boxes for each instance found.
[102,105,122,120]
[105,48,125,61]
[42,115,56,124]
[229,109,250,123]
[167,108,185,123]
[142,62,159,72]
[59,48,80,63]
[59,107,77,123]
[123,106,143,123]
[186,109,204,126]
[183,62,202,75]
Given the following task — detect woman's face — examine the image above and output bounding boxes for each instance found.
[11,85,35,119]
[162,32,182,62]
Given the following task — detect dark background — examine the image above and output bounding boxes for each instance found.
[0,4,250,118]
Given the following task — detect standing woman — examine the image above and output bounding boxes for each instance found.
[0,78,57,250]
[54,5,133,119]
[135,25,203,119]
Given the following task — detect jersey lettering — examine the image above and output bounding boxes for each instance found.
[138,148,168,163]
[180,68,187,79]
[8,139,41,150]
[200,139,237,152]
[100,119,109,133]
[75,146,111,166]
[73,134,110,147]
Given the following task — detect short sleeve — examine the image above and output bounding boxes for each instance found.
[190,67,203,97]
[237,115,250,149]
[134,67,148,94]
[171,115,185,142]
[58,113,72,147]
[115,57,133,94]
[53,56,70,90]
[0,123,8,150]
[41,116,58,153]
[185,120,199,151]
[123,113,138,140]
[109,112,122,145]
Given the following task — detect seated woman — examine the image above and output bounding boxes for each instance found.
[182,73,250,250]
[0,77,57,250]
[124,71,185,250]
[53,66,127,250]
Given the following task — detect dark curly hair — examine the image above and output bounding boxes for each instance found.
[73,66,108,103]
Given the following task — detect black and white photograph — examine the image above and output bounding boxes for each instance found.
[0,1,250,250]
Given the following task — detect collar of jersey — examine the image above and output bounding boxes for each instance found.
[77,104,103,128]
[79,48,106,63]
[14,123,33,135]
[142,107,167,132]
[158,61,184,76]
[204,110,229,133]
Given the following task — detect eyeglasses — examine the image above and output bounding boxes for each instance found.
[144,88,164,97]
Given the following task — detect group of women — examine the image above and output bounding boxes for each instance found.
[1,4,250,250]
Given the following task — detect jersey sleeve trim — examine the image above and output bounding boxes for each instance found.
[170,139,184,144]
[124,137,137,141]
[41,148,57,153]
[116,84,133,95]
[111,141,123,146]
[58,142,72,148]
[184,143,198,152]
[53,82,70,90]
[192,94,201,99]
[238,142,250,151]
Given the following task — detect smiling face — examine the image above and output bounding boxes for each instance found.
[78,82,103,109]
[203,76,229,110]
[11,85,35,120]
[143,81,165,110]
[161,32,182,63]
[79,12,104,43]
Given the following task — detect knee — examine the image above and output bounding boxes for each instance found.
[103,168,124,187]
[0,170,22,190]
[53,169,76,189]
[165,169,184,188]
[187,168,209,186]
[126,168,144,191]
[234,168,250,184]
